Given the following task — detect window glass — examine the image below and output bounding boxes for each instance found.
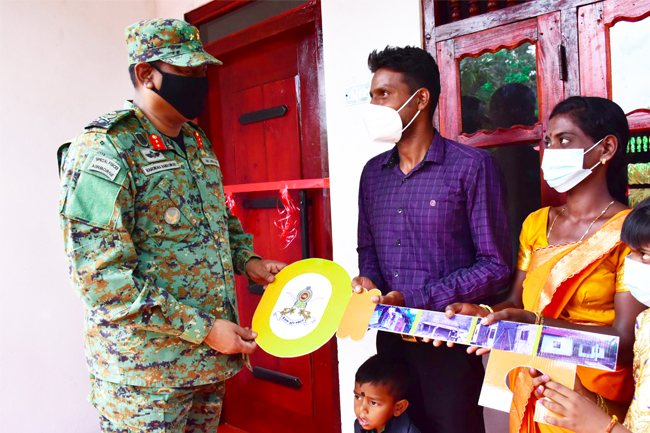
[460,43,538,134]
[610,16,650,114]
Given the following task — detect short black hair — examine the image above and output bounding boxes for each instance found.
[355,353,409,401]
[550,96,630,204]
[128,63,137,87]
[368,46,441,121]
[622,197,650,249]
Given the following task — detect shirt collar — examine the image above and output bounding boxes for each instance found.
[124,100,197,149]
[381,130,446,168]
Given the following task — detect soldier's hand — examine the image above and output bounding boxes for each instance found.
[203,319,258,354]
[246,258,287,285]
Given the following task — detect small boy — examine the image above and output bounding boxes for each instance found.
[354,353,421,433]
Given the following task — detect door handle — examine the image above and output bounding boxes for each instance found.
[253,366,302,389]
[239,105,289,125]
[248,283,265,295]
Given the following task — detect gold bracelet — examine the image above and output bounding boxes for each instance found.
[595,393,609,414]
[533,312,545,325]
[604,415,618,433]
[479,304,494,314]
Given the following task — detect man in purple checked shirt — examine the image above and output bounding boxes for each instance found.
[353,46,512,433]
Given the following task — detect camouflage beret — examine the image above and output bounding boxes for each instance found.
[125,18,221,67]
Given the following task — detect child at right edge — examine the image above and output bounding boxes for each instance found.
[354,353,422,433]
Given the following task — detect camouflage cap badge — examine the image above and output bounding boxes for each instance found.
[125,19,221,67]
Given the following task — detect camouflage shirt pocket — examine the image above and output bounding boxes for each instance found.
[148,178,200,245]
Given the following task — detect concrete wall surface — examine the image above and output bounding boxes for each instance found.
[0,1,207,431]
[320,1,422,431]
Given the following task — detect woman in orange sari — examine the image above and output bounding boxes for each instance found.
[439,96,646,433]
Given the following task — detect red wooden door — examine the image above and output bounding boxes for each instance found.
[196,3,339,433]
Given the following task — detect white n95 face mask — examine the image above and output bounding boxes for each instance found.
[541,138,604,193]
[363,89,422,143]
[624,256,650,307]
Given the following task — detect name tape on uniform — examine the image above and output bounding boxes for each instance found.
[89,155,121,181]
[142,161,180,176]
[369,305,619,371]
[201,157,219,167]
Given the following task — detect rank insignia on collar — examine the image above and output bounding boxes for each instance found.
[150,133,166,150]
[193,131,204,148]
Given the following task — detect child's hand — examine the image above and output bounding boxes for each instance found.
[535,379,614,433]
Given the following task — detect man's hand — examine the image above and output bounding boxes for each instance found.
[203,319,258,354]
[245,258,287,285]
[480,307,536,326]
[427,303,492,354]
[362,290,405,306]
[351,280,404,306]
[443,302,490,319]
[351,276,377,291]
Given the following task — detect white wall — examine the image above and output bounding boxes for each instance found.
[0,1,160,431]
[156,0,211,22]
[320,1,423,431]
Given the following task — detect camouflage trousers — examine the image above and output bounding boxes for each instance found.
[89,375,225,433]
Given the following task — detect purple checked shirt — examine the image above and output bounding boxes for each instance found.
[357,132,512,311]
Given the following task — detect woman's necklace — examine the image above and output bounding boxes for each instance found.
[547,200,616,243]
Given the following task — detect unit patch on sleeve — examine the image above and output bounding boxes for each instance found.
[89,155,121,181]
[142,161,180,176]
[140,148,167,163]
[201,157,219,167]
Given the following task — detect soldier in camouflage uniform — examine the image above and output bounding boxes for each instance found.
[58,19,286,432]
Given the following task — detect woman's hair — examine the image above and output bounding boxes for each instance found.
[621,197,650,249]
[550,96,630,204]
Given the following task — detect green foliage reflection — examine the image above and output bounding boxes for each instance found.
[460,43,538,108]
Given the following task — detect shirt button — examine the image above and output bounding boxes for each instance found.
[398,208,403,214]
[397,240,401,246]
[394,271,399,278]
[402,178,407,183]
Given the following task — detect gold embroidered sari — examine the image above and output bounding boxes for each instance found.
[510,208,634,433]
[623,309,650,432]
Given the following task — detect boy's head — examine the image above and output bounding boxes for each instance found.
[354,353,410,432]
[622,197,650,263]
[621,197,650,307]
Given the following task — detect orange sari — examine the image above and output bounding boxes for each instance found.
[510,208,634,433]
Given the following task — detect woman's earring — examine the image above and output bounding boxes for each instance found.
[601,159,607,165]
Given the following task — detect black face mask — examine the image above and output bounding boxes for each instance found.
[151,64,209,120]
